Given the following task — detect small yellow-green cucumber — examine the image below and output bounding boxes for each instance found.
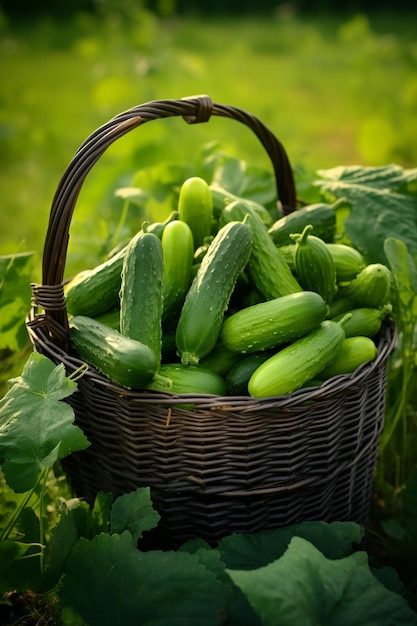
[175,220,253,365]
[161,219,194,326]
[340,263,392,308]
[146,363,227,397]
[178,177,213,248]
[331,304,392,338]
[220,291,328,354]
[325,243,366,282]
[248,318,346,398]
[319,336,378,379]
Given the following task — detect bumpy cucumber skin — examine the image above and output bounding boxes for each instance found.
[268,203,336,246]
[220,200,302,300]
[146,363,227,396]
[178,177,213,248]
[161,220,194,326]
[69,315,158,390]
[332,305,392,338]
[341,263,391,308]
[65,214,177,318]
[248,320,345,398]
[119,230,164,366]
[175,220,253,365]
[325,243,366,282]
[319,336,377,379]
[220,291,328,354]
[292,224,338,304]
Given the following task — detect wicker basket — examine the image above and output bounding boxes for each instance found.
[27,95,397,549]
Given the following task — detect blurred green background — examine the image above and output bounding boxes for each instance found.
[1,0,416,280]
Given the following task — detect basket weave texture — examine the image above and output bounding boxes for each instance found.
[27,96,397,548]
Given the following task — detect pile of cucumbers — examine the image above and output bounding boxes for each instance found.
[66,176,392,399]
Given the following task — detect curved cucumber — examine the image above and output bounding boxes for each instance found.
[175,220,253,365]
[268,202,336,246]
[248,319,345,397]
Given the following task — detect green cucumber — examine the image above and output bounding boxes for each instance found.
[291,224,338,304]
[146,363,227,396]
[178,177,213,248]
[332,304,392,338]
[210,185,274,226]
[69,315,159,390]
[65,213,177,318]
[326,243,366,282]
[199,342,242,377]
[220,199,302,300]
[175,220,253,365]
[248,318,346,397]
[93,308,120,330]
[226,351,273,395]
[341,263,391,308]
[119,229,164,366]
[319,336,378,379]
[268,202,336,246]
[161,219,194,326]
[220,291,328,354]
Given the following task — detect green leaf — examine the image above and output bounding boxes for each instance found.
[60,531,230,626]
[0,539,40,594]
[219,521,364,570]
[384,237,417,322]
[315,165,417,264]
[0,353,90,492]
[110,487,160,542]
[0,251,36,351]
[227,536,417,626]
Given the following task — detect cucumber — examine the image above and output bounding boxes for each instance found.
[161,219,194,326]
[326,243,366,282]
[210,185,274,226]
[248,319,346,397]
[226,351,273,395]
[341,263,391,308]
[69,315,159,390]
[268,202,336,246]
[93,308,120,330]
[199,342,242,377]
[291,224,338,304]
[65,213,177,318]
[119,229,164,366]
[178,177,213,248]
[146,363,227,396]
[175,220,253,365]
[220,199,302,300]
[220,291,328,354]
[332,304,392,338]
[319,336,378,379]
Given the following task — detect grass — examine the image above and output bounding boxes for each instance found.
[1,7,417,278]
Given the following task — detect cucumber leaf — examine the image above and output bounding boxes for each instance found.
[59,531,231,626]
[219,521,364,570]
[315,165,417,264]
[0,251,36,351]
[0,353,90,492]
[110,487,160,542]
[227,536,417,626]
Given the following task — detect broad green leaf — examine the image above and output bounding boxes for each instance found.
[315,166,417,264]
[110,487,160,542]
[227,536,417,626]
[384,237,417,322]
[0,539,39,594]
[60,531,230,626]
[0,251,35,351]
[219,521,364,570]
[0,353,90,492]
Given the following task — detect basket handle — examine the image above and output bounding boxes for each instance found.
[32,95,296,337]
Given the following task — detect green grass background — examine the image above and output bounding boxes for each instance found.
[1,7,417,279]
